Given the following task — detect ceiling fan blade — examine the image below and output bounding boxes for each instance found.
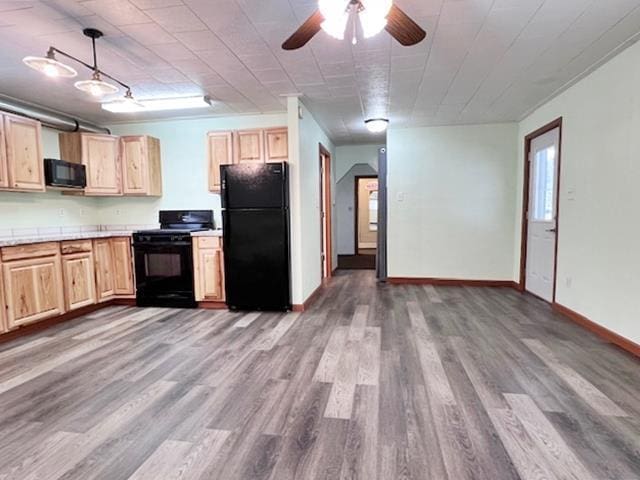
[282,10,325,50]
[385,4,426,46]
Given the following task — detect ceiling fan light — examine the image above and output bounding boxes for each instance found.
[321,14,349,40]
[74,72,119,97]
[365,118,389,133]
[22,53,77,78]
[319,0,350,39]
[360,11,388,38]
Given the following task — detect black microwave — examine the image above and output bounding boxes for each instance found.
[44,158,86,189]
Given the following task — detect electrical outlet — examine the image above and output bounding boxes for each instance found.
[396,191,405,202]
[59,208,66,217]
[115,209,122,216]
[80,208,87,217]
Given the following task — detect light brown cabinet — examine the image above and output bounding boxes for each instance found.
[0,268,6,333]
[193,237,225,302]
[1,114,44,192]
[1,244,65,329]
[207,132,233,192]
[60,132,121,196]
[0,116,8,189]
[235,129,265,164]
[207,127,288,192]
[121,136,162,196]
[62,252,96,311]
[264,128,289,163]
[94,239,115,301]
[111,237,134,296]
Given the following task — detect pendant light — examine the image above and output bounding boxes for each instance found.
[73,29,117,97]
[22,28,133,103]
[75,71,119,97]
[23,48,77,78]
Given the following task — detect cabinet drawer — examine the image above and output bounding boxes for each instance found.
[1,242,60,261]
[61,240,93,255]
[197,237,221,249]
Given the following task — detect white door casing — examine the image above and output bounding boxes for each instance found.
[526,127,560,302]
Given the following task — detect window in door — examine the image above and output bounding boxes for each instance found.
[532,145,556,221]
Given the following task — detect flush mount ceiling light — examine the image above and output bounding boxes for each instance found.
[101,95,213,113]
[365,118,389,133]
[22,28,136,103]
[282,0,426,50]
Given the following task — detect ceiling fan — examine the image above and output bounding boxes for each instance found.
[282,0,426,50]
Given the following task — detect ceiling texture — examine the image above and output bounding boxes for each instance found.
[1,0,640,144]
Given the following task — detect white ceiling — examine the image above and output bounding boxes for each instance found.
[1,0,640,144]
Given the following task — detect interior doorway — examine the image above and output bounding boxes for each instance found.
[339,175,378,270]
[319,144,332,280]
[520,118,562,303]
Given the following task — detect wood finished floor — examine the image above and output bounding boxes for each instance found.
[0,271,639,480]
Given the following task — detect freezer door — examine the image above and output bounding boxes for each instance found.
[221,163,288,210]
[223,209,291,310]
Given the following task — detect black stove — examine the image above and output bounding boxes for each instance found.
[133,210,214,308]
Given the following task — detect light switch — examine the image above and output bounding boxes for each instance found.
[567,187,576,201]
[396,191,405,202]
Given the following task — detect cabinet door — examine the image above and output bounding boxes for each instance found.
[234,130,264,164]
[208,132,233,192]
[0,267,6,333]
[4,114,44,191]
[121,136,149,195]
[94,239,115,301]
[3,256,65,329]
[82,135,121,195]
[111,237,134,295]
[198,248,224,301]
[0,115,8,189]
[264,128,288,163]
[62,252,96,311]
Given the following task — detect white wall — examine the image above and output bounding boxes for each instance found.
[387,123,518,281]
[0,127,100,230]
[287,98,335,305]
[335,144,381,181]
[517,39,640,345]
[103,113,288,228]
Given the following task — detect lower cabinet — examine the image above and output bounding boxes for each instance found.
[0,268,7,333]
[62,252,96,311]
[193,237,225,302]
[94,237,134,301]
[94,239,115,301]
[111,237,134,296]
[2,253,65,329]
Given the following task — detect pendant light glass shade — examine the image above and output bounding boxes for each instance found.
[101,90,145,113]
[74,72,118,97]
[22,53,77,78]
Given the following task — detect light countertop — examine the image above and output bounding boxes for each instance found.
[0,231,134,248]
[191,230,223,237]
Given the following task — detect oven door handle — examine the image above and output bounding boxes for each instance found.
[134,241,193,248]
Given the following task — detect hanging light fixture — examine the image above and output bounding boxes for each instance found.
[365,118,389,133]
[75,71,119,97]
[22,28,134,104]
[23,48,77,78]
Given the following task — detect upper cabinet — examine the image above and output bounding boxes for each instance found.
[60,132,121,195]
[1,113,44,192]
[60,133,162,197]
[207,132,233,192]
[264,128,289,163]
[121,135,162,196]
[207,127,288,192]
[235,129,265,164]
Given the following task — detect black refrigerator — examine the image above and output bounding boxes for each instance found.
[221,162,291,311]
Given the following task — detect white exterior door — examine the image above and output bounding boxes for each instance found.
[526,127,560,302]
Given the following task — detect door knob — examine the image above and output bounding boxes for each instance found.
[546,228,557,233]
